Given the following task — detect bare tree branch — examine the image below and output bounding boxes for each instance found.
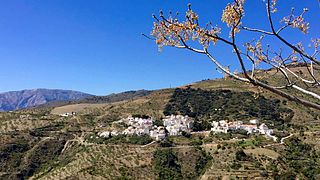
[149,1,320,110]
[266,0,320,65]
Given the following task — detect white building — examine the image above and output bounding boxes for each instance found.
[150,127,166,141]
[111,130,119,136]
[99,131,110,138]
[211,120,229,133]
[162,115,194,136]
[123,127,135,135]
[60,112,76,117]
[60,113,71,117]
[258,123,277,141]
[118,116,155,136]
[98,115,194,141]
[211,120,273,136]
[249,119,259,124]
[259,123,272,135]
[240,124,258,134]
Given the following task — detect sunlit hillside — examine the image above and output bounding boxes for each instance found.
[1,66,319,179]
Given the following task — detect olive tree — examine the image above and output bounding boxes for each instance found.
[147,0,320,110]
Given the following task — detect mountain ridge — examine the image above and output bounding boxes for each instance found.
[0,88,92,111]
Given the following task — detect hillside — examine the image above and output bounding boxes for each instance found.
[50,71,320,125]
[78,90,152,104]
[0,89,92,112]
[48,90,153,115]
[0,68,319,179]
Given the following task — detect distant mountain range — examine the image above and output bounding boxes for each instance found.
[0,89,92,111]
[35,89,153,109]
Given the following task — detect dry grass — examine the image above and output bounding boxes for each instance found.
[244,148,280,160]
[51,103,108,115]
[0,119,51,133]
[51,89,173,121]
[31,144,156,180]
[49,71,319,126]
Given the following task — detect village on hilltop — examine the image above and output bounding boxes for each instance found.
[211,119,277,141]
[96,114,278,142]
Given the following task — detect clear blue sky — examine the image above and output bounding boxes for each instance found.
[0,0,318,95]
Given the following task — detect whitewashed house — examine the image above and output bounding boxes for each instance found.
[60,113,71,117]
[211,120,229,133]
[240,124,258,134]
[150,128,166,141]
[211,120,262,135]
[166,126,179,136]
[111,130,119,136]
[99,131,110,138]
[249,119,259,124]
[258,123,277,141]
[259,123,272,134]
[163,115,194,136]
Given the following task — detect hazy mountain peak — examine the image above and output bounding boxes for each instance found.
[0,89,92,111]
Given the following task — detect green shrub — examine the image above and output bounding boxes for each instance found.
[230,162,242,170]
[153,149,182,180]
[159,139,173,147]
[164,88,294,130]
[86,134,153,145]
[282,137,320,179]
[235,150,248,161]
[153,119,164,126]
[195,147,213,176]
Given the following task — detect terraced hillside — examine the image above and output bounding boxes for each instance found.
[51,72,320,125]
[1,66,320,179]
